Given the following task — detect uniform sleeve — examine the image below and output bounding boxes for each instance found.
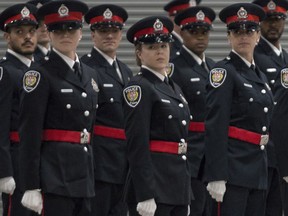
[19,69,49,191]
[204,66,234,182]
[123,83,156,202]
[0,68,13,178]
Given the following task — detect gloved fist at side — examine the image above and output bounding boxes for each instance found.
[21,189,43,215]
[137,198,157,216]
[207,180,226,202]
[0,176,16,194]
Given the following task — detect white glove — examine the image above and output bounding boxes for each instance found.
[21,189,43,215]
[187,205,190,216]
[283,176,288,183]
[0,176,16,194]
[137,198,157,216]
[207,180,226,202]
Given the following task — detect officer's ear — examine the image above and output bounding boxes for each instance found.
[3,32,11,43]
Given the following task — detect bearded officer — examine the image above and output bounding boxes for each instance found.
[0,3,39,216]
[18,0,99,215]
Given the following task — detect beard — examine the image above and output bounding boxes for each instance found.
[10,43,36,56]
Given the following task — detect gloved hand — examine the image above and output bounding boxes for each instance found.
[137,198,157,216]
[21,189,43,215]
[207,180,226,202]
[0,176,16,194]
[283,176,288,183]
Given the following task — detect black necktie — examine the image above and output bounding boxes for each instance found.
[250,64,255,71]
[201,61,208,72]
[112,60,123,83]
[73,62,81,80]
[164,76,170,85]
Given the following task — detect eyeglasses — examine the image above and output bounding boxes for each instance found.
[229,29,258,37]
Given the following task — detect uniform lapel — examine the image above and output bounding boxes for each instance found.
[259,38,283,67]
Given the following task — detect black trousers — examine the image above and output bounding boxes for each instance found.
[265,167,282,216]
[189,177,212,216]
[43,193,91,216]
[215,184,266,216]
[89,180,127,216]
[128,203,188,216]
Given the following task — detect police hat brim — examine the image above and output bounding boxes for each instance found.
[90,21,124,31]
[4,19,38,31]
[47,21,82,32]
[136,33,174,44]
[181,22,212,31]
[227,21,260,31]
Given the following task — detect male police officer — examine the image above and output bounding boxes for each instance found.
[171,6,216,216]
[19,1,99,215]
[81,4,133,216]
[0,3,38,216]
[27,0,51,62]
[163,0,201,58]
[253,1,288,215]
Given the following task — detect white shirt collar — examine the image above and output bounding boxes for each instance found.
[261,36,282,56]
[183,45,206,65]
[94,46,116,66]
[142,65,166,81]
[37,44,50,55]
[53,48,79,69]
[7,49,33,67]
[232,49,255,68]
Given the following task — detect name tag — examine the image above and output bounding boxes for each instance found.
[244,83,252,88]
[103,84,113,87]
[161,99,171,103]
[266,68,277,73]
[61,89,73,93]
[190,78,200,82]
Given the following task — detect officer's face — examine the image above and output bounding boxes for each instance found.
[228,28,260,58]
[260,16,285,45]
[49,28,82,58]
[181,27,210,58]
[4,25,37,57]
[36,20,50,46]
[136,42,170,75]
[91,27,122,58]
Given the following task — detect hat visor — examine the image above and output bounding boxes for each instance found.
[182,22,212,31]
[266,12,286,19]
[227,21,259,31]
[47,21,82,31]
[91,21,124,30]
[136,33,174,44]
[5,19,38,31]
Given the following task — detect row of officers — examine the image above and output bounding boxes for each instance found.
[0,0,288,215]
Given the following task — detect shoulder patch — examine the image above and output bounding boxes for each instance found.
[166,63,174,77]
[23,70,41,93]
[91,78,99,92]
[209,68,227,88]
[123,85,142,108]
[281,68,288,88]
[0,67,3,81]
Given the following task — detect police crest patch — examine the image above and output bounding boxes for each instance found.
[166,63,174,77]
[209,68,226,88]
[281,68,288,88]
[123,85,141,107]
[0,67,3,81]
[23,70,41,93]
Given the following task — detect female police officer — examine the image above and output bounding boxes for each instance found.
[123,16,191,216]
[204,3,274,216]
[18,0,99,215]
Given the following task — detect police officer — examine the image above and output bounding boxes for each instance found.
[163,0,201,58]
[171,6,216,216]
[253,1,288,215]
[19,0,99,215]
[204,3,273,215]
[0,3,39,216]
[80,4,133,216]
[124,16,191,216]
[27,0,51,62]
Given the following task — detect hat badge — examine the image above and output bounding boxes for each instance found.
[21,7,30,18]
[103,8,113,20]
[237,7,248,19]
[196,10,205,21]
[153,19,163,32]
[267,1,276,11]
[58,4,69,17]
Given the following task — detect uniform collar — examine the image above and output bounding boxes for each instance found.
[142,65,166,81]
[172,31,183,43]
[53,47,79,69]
[93,46,115,66]
[261,36,282,56]
[182,45,206,65]
[7,48,33,67]
[231,49,255,68]
[37,44,50,55]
